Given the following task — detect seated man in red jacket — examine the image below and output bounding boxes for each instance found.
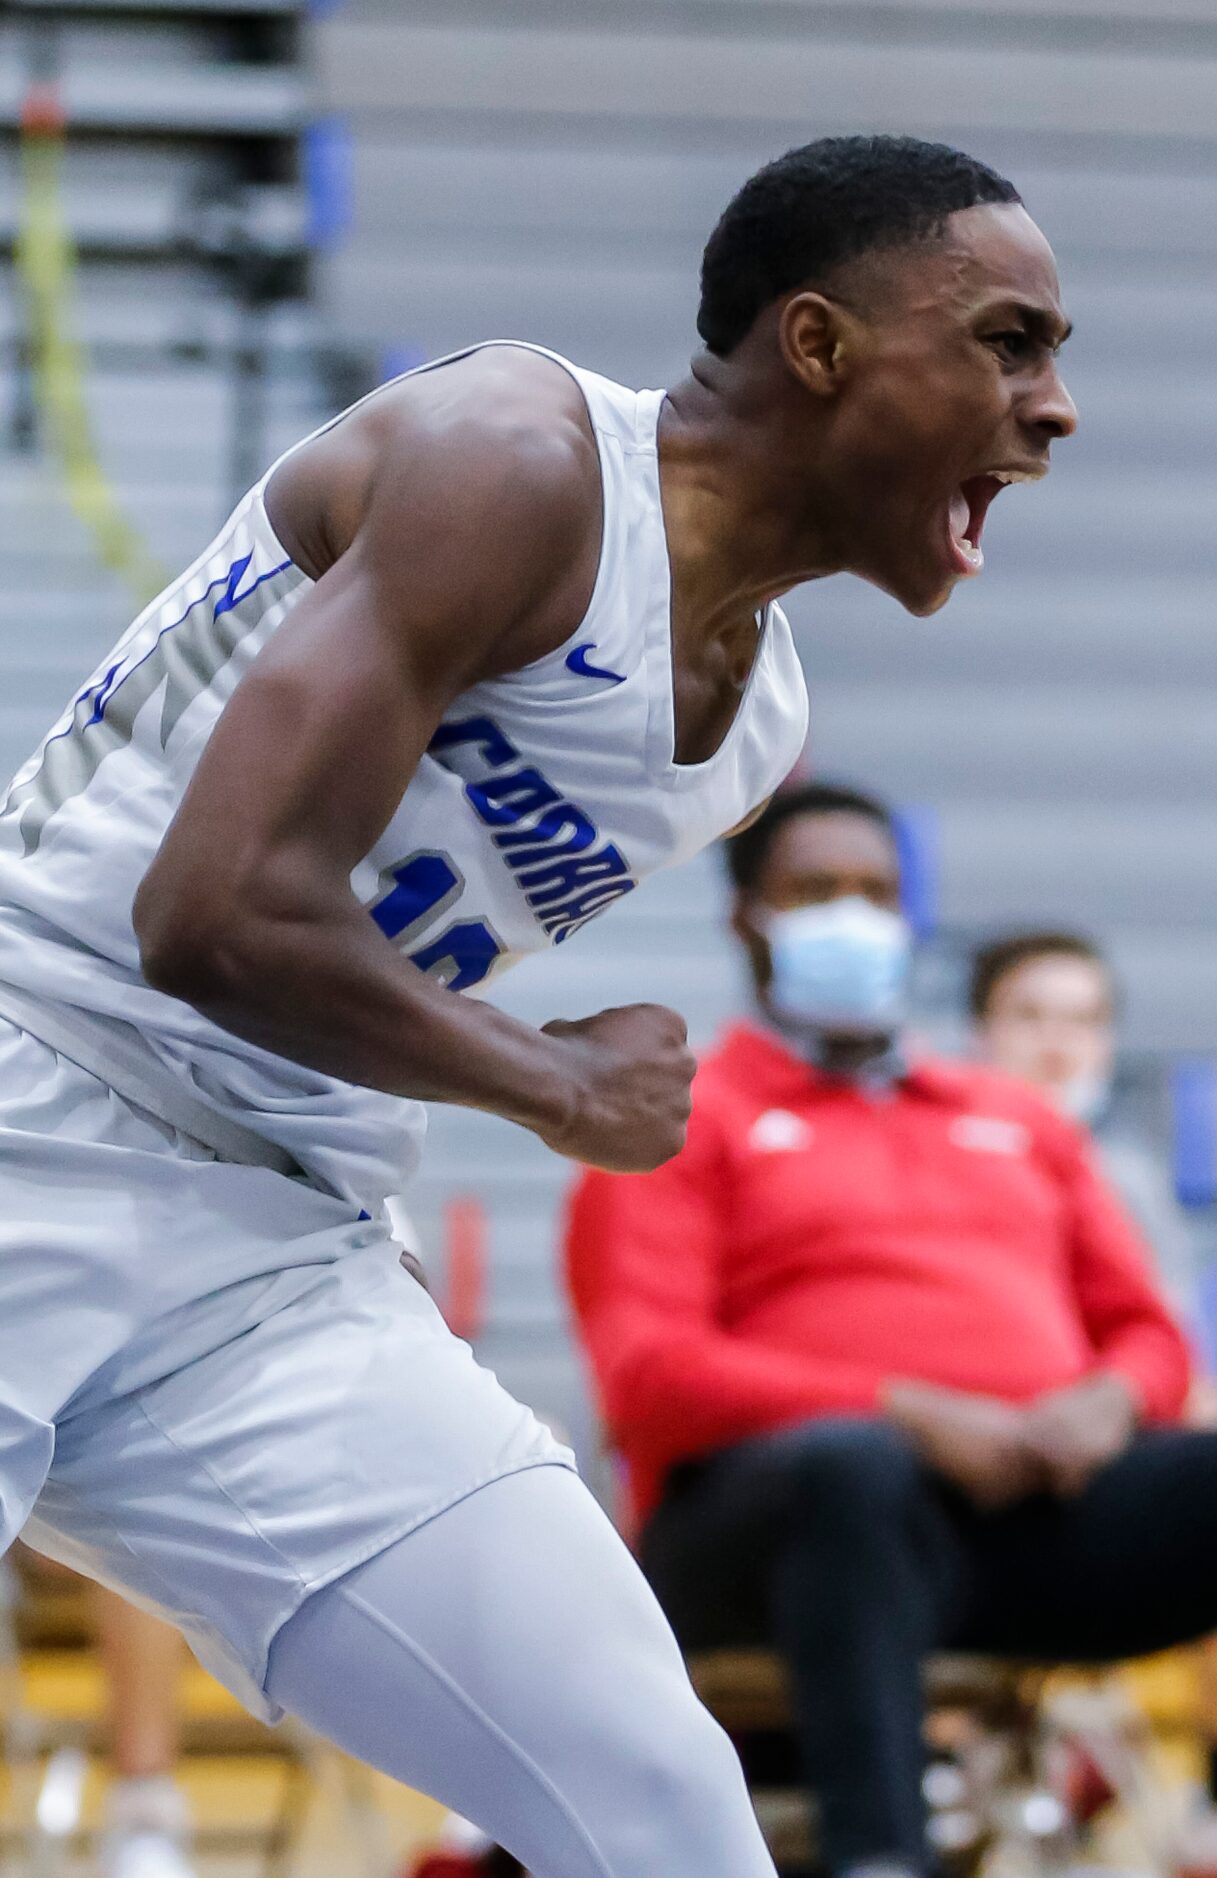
[565,781,1217,1878]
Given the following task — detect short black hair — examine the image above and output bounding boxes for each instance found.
[698,134,1021,356]
[969,930,1111,1021]
[725,780,897,894]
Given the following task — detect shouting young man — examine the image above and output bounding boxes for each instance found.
[0,136,1075,1877]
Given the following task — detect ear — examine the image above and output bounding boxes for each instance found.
[778,292,854,398]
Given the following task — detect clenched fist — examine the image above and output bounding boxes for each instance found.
[538,1003,696,1172]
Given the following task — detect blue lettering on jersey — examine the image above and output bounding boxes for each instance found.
[428,715,637,941]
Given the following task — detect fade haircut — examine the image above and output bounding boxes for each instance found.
[698,134,1021,356]
[725,780,896,895]
[969,930,1112,1022]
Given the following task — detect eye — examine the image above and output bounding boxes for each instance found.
[986,329,1033,363]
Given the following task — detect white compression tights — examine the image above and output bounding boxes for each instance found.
[265,1464,777,1878]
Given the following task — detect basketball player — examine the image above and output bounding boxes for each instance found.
[0,138,1074,1876]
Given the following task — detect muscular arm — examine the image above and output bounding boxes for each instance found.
[133,368,693,1169]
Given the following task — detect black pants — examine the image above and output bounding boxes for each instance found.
[641,1418,1217,1877]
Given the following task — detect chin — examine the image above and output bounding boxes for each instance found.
[888,578,957,619]
[902,558,965,616]
[904,585,955,619]
[859,562,957,619]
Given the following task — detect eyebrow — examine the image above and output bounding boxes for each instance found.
[1003,302,1074,350]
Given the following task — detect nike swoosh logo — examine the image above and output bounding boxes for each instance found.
[565,643,626,685]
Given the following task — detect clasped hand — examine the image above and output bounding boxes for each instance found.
[883,1372,1139,1510]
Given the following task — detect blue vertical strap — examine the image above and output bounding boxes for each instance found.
[892,805,940,940]
[303,117,352,250]
[1171,1057,1217,1208]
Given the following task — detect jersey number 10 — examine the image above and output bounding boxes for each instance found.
[370,850,503,992]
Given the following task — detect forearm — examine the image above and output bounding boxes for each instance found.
[139,890,574,1134]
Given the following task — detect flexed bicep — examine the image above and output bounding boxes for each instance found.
[134,396,599,985]
[128,376,607,1131]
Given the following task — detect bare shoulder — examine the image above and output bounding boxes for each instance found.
[265,347,603,678]
[385,345,598,465]
[270,346,601,584]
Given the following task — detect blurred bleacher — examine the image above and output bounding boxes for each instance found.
[0,0,352,722]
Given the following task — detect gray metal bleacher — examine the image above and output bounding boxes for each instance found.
[0,0,344,836]
[0,0,323,530]
[2,0,1217,1467]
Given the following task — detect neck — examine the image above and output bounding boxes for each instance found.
[817,1033,898,1078]
[761,1003,901,1082]
[657,341,849,633]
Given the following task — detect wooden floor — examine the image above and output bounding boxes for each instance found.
[2,1648,449,1876]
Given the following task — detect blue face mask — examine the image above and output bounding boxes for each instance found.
[763,896,912,1035]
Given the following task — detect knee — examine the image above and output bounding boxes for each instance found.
[780,1418,923,1522]
[638,1689,743,1806]
[611,1674,764,1866]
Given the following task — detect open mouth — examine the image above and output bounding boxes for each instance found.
[947,473,1009,577]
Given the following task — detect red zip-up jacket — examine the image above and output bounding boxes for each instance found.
[564,1022,1191,1526]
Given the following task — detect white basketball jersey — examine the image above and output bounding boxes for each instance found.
[0,344,809,1207]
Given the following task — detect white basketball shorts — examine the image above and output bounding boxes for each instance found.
[0,1016,573,1718]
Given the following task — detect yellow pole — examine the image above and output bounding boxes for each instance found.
[15,81,167,606]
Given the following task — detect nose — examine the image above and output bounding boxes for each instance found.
[1028,359,1078,441]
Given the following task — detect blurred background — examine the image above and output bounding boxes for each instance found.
[2,1,1217,1873]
